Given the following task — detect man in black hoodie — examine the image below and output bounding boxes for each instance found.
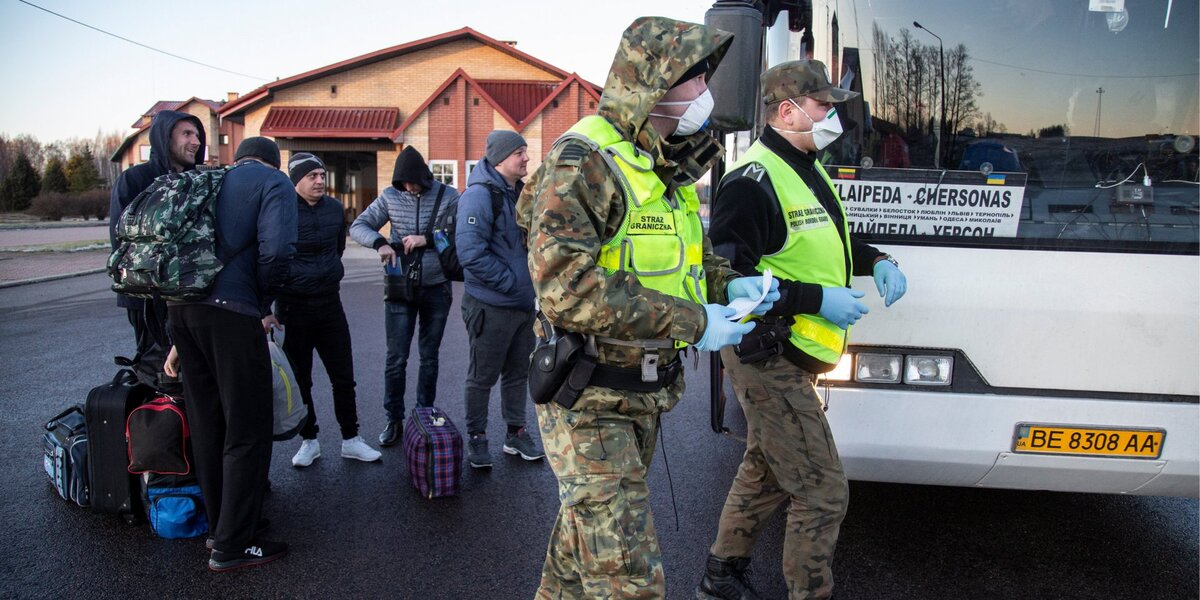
[109,110,206,361]
[350,147,459,446]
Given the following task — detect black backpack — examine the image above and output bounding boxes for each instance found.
[432,183,502,282]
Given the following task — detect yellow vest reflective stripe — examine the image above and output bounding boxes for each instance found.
[727,140,851,365]
[557,116,707,347]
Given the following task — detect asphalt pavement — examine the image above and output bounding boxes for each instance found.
[0,252,1195,600]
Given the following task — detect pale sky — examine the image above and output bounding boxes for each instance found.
[0,0,710,142]
[3,1,1195,144]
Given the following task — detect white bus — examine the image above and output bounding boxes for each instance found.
[740,0,1199,496]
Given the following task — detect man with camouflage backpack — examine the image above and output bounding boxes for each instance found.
[164,136,296,572]
[516,17,778,598]
[108,109,205,372]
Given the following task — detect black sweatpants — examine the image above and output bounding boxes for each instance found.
[276,296,359,440]
[168,303,273,554]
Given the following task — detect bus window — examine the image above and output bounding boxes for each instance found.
[811,0,1198,254]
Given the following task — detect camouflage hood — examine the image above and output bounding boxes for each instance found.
[598,16,732,144]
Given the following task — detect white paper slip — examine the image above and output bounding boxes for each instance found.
[725,269,773,321]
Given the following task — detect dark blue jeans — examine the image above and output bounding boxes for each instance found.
[384,282,452,422]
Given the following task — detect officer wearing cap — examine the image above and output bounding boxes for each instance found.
[697,60,909,600]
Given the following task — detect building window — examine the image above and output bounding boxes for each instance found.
[219,134,229,145]
[552,100,559,109]
[443,97,450,106]
[466,160,479,176]
[473,98,479,106]
[430,160,457,188]
[139,145,150,162]
[589,101,596,109]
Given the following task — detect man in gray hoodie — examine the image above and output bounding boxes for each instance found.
[456,130,544,468]
[350,147,459,447]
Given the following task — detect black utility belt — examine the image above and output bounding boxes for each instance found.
[589,358,683,393]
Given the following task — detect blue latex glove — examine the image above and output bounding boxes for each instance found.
[819,287,869,330]
[872,260,907,307]
[696,304,756,352]
[726,276,782,316]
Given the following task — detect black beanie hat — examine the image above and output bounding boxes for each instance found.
[288,152,325,185]
[234,136,281,169]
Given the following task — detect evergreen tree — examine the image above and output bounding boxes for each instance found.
[43,156,68,193]
[65,148,100,193]
[1,152,41,211]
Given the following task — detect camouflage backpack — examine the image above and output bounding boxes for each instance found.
[108,167,230,301]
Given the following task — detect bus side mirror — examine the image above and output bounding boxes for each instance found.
[705,1,765,132]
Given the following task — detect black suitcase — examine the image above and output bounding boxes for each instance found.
[85,368,153,521]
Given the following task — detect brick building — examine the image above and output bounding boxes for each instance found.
[217,27,600,217]
[110,97,235,170]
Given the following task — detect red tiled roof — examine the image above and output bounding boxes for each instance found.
[132,100,183,128]
[475,80,558,126]
[260,107,400,138]
[220,27,573,118]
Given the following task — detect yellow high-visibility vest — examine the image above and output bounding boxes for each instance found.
[727,140,852,365]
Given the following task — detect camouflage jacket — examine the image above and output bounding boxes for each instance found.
[517,16,739,369]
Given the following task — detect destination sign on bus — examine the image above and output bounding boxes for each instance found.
[832,167,1026,238]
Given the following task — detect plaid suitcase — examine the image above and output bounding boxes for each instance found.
[403,407,462,498]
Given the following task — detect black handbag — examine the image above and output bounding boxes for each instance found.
[384,252,421,303]
[383,186,445,303]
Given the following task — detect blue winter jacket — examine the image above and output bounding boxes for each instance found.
[171,159,297,318]
[455,159,534,311]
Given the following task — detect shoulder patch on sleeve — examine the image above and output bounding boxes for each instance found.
[555,141,590,167]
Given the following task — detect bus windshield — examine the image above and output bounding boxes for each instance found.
[814,0,1199,254]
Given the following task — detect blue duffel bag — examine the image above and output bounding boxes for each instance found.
[145,482,208,539]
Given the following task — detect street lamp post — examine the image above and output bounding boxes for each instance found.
[914,21,946,169]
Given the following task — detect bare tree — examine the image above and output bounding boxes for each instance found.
[945,43,981,159]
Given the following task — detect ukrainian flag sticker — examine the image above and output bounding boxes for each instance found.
[986,174,1007,185]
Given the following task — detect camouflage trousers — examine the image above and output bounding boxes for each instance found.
[534,397,666,599]
[710,349,849,600]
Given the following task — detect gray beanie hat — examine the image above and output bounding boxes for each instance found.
[484,130,527,165]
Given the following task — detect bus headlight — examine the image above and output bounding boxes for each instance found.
[904,355,953,385]
[822,354,853,381]
[856,353,902,383]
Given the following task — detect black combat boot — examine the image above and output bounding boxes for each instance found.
[696,554,762,600]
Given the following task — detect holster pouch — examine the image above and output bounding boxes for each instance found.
[733,318,790,364]
[528,313,588,405]
[552,354,597,410]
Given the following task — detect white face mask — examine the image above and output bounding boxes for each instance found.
[649,88,714,136]
[772,100,844,150]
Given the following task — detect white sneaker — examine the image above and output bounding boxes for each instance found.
[291,439,320,468]
[341,436,382,462]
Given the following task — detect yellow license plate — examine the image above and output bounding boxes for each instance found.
[1012,424,1165,459]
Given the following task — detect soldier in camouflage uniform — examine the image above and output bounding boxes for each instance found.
[516,16,779,600]
[697,61,909,599]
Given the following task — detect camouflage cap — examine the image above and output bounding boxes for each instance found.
[762,59,860,104]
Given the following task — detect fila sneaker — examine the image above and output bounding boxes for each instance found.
[208,539,288,572]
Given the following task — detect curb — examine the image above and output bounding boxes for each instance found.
[0,267,107,289]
